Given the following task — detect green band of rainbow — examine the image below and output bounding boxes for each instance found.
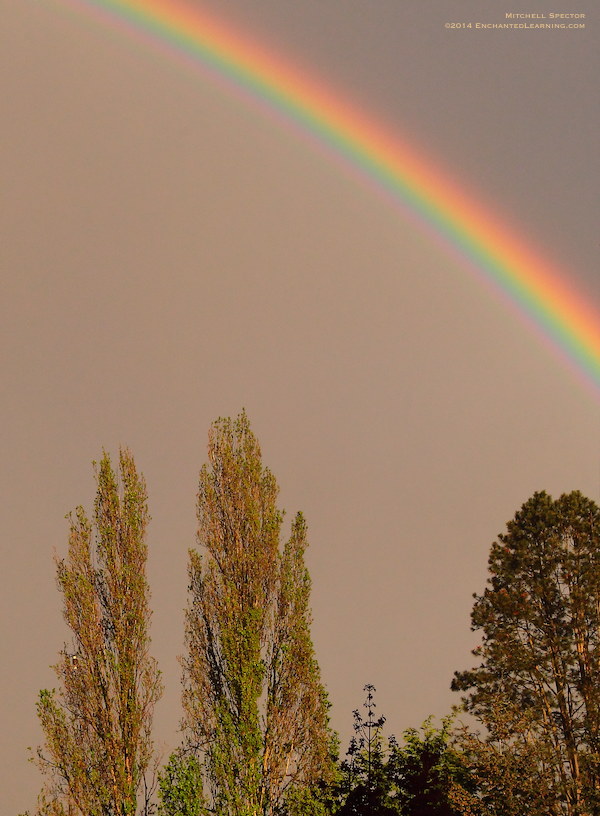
[55,0,600,398]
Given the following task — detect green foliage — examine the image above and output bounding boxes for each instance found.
[282,782,333,816]
[29,449,162,816]
[32,428,600,816]
[182,412,333,816]
[388,717,470,816]
[333,691,479,816]
[453,490,600,816]
[158,750,206,816]
[279,732,343,816]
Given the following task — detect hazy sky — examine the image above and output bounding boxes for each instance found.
[1,1,598,812]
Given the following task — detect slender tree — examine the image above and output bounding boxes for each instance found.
[452,490,600,816]
[334,695,474,816]
[181,412,332,816]
[30,449,163,816]
[337,686,397,816]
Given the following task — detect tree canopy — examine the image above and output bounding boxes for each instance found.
[26,424,600,816]
[181,411,333,816]
[31,449,162,816]
[453,490,600,816]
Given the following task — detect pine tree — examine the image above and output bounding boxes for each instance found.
[453,490,600,816]
[30,449,162,816]
[449,704,555,816]
[181,412,332,816]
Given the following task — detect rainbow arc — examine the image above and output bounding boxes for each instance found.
[58,0,600,396]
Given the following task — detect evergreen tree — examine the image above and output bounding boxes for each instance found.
[181,412,332,816]
[453,490,600,816]
[29,449,162,816]
[449,704,555,816]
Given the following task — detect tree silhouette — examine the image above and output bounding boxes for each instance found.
[338,686,398,816]
[388,717,469,816]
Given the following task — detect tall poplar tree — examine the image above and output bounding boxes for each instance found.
[30,449,163,816]
[453,490,600,816]
[181,412,332,816]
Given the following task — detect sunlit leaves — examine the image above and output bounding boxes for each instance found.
[31,450,162,816]
[453,490,600,816]
[181,412,332,816]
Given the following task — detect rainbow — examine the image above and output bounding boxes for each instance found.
[54,0,600,397]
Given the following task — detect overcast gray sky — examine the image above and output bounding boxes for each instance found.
[1,1,598,812]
